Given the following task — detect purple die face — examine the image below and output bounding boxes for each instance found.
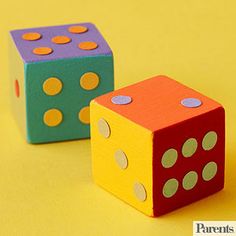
[10,23,112,63]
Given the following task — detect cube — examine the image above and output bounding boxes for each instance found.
[9,23,114,143]
[90,75,225,216]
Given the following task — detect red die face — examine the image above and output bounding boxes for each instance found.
[153,107,225,216]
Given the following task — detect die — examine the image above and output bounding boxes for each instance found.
[90,75,225,216]
[9,23,114,143]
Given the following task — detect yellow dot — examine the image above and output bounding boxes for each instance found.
[78,41,98,50]
[202,162,218,181]
[182,138,198,158]
[33,47,53,55]
[51,35,71,44]
[182,171,198,190]
[114,149,128,169]
[161,148,178,168]
[43,77,63,96]
[97,118,110,138]
[162,178,179,198]
[80,72,100,90]
[78,106,90,124]
[68,25,88,34]
[202,131,218,151]
[22,32,42,41]
[133,182,147,202]
[43,109,63,127]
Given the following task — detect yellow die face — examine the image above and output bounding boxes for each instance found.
[9,37,27,138]
[90,100,154,216]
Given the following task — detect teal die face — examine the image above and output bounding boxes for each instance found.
[10,23,114,143]
[25,55,113,143]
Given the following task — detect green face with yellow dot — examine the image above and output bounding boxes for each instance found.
[25,55,113,143]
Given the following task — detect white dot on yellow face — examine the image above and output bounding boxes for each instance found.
[182,138,198,158]
[202,131,218,151]
[162,178,179,198]
[133,182,147,202]
[182,171,198,190]
[202,161,218,181]
[114,149,128,169]
[97,118,110,138]
[161,148,178,168]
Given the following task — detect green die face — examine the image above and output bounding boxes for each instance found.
[9,23,114,143]
[26,56,113,143]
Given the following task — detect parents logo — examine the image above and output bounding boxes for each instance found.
[193,221,236,236]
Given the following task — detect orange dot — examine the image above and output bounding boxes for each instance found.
[43,109,63,127]
[22,32,42,41]
[15,80,20,98]
[68,25,88,34]
[51,35,71,44]
[78,41,98,50]
[33,47,53,55]
[78,106,90,124]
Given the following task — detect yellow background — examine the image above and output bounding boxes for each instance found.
[0,0,236,235]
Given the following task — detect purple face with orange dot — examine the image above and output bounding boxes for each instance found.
[10,23,112,63]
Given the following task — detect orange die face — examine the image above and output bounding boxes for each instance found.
[93,75,222,132]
